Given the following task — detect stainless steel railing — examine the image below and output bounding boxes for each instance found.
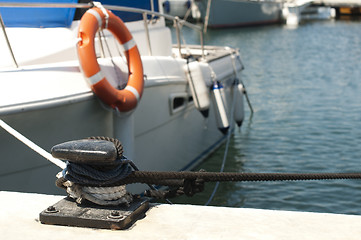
[0,2,205,68]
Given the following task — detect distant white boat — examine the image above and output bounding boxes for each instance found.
[0,0,245,195]
[195,0,283,28]
[281,0,336,27]
[301,6,336,21]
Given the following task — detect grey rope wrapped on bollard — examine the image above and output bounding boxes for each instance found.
[54,137,135,206]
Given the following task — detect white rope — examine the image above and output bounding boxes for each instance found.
[0,119,66,169]
[0,120,132,205]
[63,180,133,205]
[83,185,126,195]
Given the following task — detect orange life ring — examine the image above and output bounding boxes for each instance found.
[77,7,144,112]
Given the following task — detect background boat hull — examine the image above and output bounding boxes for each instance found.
[197,0,282,28]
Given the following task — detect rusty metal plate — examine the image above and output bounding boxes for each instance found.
[39,196,149,230]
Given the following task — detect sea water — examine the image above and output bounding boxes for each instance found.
[171,19,361,215]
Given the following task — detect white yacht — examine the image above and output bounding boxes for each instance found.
[0,0,245,195]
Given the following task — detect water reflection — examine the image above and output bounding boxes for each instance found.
[171,19,361,214]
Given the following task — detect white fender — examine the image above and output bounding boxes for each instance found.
[212,81,229,134]
[184,61,211,118]
[234,81,245,127]
[220,82,229,114]
[191,0,201,19]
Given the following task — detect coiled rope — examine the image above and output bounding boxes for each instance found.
[58,136,175,205]
[62,137,132,186]
[58,137,136,205]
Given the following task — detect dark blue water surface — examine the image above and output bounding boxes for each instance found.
[172,19,361,215]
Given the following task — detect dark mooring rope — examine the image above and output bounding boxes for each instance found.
[113,171,361,186]
[57,137,361,203]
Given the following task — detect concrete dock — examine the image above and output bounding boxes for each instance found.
[313,0,361,7]
[313,0,361,15]
[286,0,361,7]
[1,191,361,239]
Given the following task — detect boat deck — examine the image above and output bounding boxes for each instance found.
[1,191,361,239]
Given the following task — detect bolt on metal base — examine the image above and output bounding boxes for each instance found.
[39,196,149,230]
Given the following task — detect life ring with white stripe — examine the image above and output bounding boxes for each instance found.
[77,7,144,112]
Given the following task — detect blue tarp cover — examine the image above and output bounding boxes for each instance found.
[0,0,78,27]
[101,0,159,22]
[0,0,159,28]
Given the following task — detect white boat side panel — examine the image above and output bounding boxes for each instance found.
[134,26,173,57]
[134,83,186,136]
[0,62,89,107]
[0,56,187,113]
[132,80,224,173]
[134,102,224,172]
[0,25,78,67]
[142,56,186,82]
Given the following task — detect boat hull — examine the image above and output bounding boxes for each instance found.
[0,99,110,194]
[0,51,238,195]
[197,0,282,28]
